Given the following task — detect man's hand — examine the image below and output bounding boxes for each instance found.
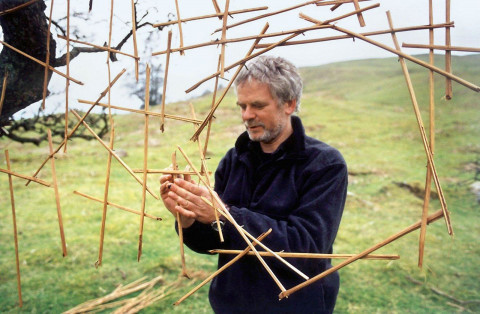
[167,178,224,225]
[160,173,195,228]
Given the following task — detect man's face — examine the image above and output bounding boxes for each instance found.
[236,79,294,145]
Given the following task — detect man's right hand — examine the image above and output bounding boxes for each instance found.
[160,173,195,228]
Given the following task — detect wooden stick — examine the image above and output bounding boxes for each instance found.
[419,0,435,269]
[160,31,173,132]
[299,3,380,25]
[0,71,7,115]
[189,23,270,141]
[445,0,452,100]
[0,168,51,187]
[386,11,453,236]
[73,191,162,221]
[211,0,322,34]
[174,0,185,56]
[175,229,272,305]
[220,0,230,78]
[77,99,202,124]
[70,109,159,200]
[211,0,221,15]
[209,250,400,260]
[330,3,342,11]
[63,0,71,153]
[5,150,23,307]
[0,0,41,16]
[25,68,126,186]
[316,0,370,6]
[177,146,287,292]
[402,43,480,53]
[41,0,55,110]
[0,40,83,85]
[153,24,331,56]
[203,54,222,160]
[171,151,190,278]
[57,35,139,59]
[279,209,445,299]
[352,0,366,27]
[138,65,151,262]
[132,169,209,176]
[47,129,68,257]
[131,0,139,80]
[255,23,453,49]
[152,6,268,28]
[329,25,480,92]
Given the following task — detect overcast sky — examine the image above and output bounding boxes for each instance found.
[9,0,480,117]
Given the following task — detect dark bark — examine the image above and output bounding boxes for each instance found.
[0,0,56,126]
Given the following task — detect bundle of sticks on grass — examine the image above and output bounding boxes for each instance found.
[1,0,479,310]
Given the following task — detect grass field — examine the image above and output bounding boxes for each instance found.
[1,54,479,313]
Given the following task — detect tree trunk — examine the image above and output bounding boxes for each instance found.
[0,0,55,126]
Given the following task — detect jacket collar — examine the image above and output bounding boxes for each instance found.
[235,115,307,158]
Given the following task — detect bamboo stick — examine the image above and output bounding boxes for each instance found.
[25,68,126,186]
[330,3,342,11]
[402,43,480,53]
[152,24,331,56]
[70,109,159,200]
[41,0,54,110]
[445,0,452,99]
[299,3,380,25]
[171,151,190,278]
[57,35,139,59]
[209,250,400,260]
[77,99,202,124]
[255,23,453,49]
[329,25,480,92]
[5,150,23,307]
[138,65,151,262]
[202,55,222,157]
[0,168,51,187]
[419,0,435,268]
[47,129,68,257]
[0,40,83,85]
[0,71,7,115]
[352,0,366,27]
[132,169,209,176]
[160,31,173,132]
[211,0,323,34]
[189,23,270,141]
[177,146,288,292]
[279,209,445,299]
[131,0,139,80]
[73,191,162,221]
[386,11,453,236]
[174,0,185,56]
[63,0,71,153]
[220,0,230,78]
[0,0,41,16]
[152,6,268,28]
[211,0,221,15]
[316,0,370,6]
[175,229,272,305]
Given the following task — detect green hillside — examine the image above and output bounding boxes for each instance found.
[0,54,479,313]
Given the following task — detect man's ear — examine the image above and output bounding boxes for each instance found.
[284,99,296,115]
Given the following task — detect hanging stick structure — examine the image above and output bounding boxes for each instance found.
[418,0,436,268]
[73,191,162,221]
[70,109,159,200]
[174,229,272,305]
[5,150,23,307]
[131,0,139,81]
[0,40,83,85]
[445,0,452,99]
[47,129,68,257]
[152,6,268,28]
[209,250,400,260]
[386,11,453,236]
[160,31,173,132]
[138,64,151,262]
[279,209,445,300]
[174,0,185,56]
[41,0,54,110]
[25,68,126,186]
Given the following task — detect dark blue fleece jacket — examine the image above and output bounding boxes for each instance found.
[181,116,348,313]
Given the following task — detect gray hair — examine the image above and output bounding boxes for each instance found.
[234,55,303,111]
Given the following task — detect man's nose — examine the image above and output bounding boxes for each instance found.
[242,106,255,121]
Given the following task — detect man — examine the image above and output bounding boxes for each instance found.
[160,55,348,313]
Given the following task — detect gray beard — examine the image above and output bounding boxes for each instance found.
[245,120,284,144]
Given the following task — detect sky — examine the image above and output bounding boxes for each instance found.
[6,0,480,118]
